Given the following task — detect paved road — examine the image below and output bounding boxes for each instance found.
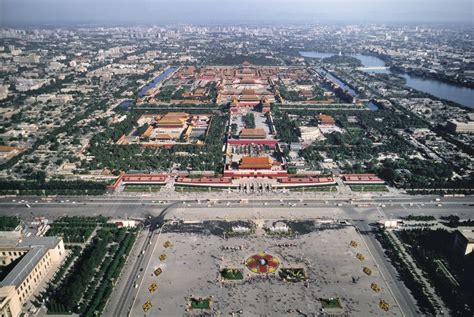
[1,196,472,223]
[107,203,177,317]
[354,220,420,317]
[112,228,155,316]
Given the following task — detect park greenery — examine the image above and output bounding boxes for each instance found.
[176,185,224,192]
[155,86,177,102]
[290,186,337,192]
[296,108,422,163]
[321,55,363,67]
[242,113,255,128]
[46,226,94,243]
[190,297,211,309]
[397,229,474,316]
[273,107,469,189]
[377,158,456,189]
[0,179,107,196]
[207,82,218,102]
[278,84,305,102]
[86,110,228,173]
[349,184,388,192]
[0,216,20,231]
[272,111,300,143]
[45,216,108,243]
[46,246,81,287]
[221,268,244,280]
[375,229,437,315]
[45,226,137,316]
[403,215,436,221]
[82,230,136,317]
[440,215,474,228]
[46,231,110,313]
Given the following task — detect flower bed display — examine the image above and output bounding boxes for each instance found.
[279,268,307,282]
[220,268,244,280]
[245,252,280,274]
[190,297,211,309]
[320,298,342,309]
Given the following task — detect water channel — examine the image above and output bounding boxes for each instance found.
[300,51,473,108]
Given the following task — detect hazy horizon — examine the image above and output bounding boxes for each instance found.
[1,0,473,27]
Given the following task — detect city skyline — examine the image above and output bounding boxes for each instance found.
[2,0,473,26]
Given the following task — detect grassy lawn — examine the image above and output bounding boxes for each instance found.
[221,268,244,280]
[190,298,211,309]
[320,298,342,309]
[350,185,388,192]
[290,186,337,192]
[175,186,225,192]
[124,185,162,192]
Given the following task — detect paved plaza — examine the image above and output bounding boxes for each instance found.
[132,220,403,316]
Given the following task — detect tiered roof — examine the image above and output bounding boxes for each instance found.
[240,128,267,139]
[239,156,273,169]
[157,112,189,127]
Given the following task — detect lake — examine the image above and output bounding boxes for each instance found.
[300,51,474,108]
[299,51,334,59]
[402,75,473,108]
[300,51,388,72]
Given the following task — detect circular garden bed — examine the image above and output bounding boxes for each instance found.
[245,252,280,274]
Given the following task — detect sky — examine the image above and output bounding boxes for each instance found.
[1,0,473,26]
